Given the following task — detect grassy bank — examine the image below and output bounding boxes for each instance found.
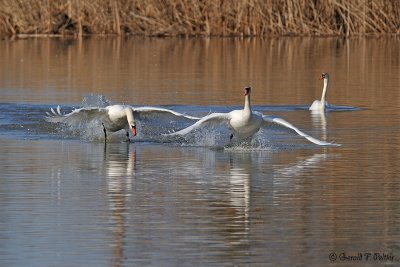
[0,0,399,37]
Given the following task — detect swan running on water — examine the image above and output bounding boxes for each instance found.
[309,72,330,111]
[46,105,199,141]
[165,87,339,146]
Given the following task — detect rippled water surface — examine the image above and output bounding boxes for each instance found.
[1,37,400,266]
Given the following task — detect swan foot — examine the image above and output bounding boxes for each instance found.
[125,131,131,142]
[102,123,107,142]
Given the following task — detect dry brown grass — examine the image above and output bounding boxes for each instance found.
[0,0,399,37]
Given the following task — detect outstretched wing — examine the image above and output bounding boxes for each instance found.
[164,113,230,136]
[262,115,340,146]
[45,105,108,126]
[133,107,200,120]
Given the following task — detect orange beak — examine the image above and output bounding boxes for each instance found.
[131,126,137,137]
[319,74,324,80]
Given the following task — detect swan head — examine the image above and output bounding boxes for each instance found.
[319,72,329,81]
[244,86,251,96]
[125,107,137,137]
[130,122,137,137]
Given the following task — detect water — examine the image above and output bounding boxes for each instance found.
[1,37,400,266]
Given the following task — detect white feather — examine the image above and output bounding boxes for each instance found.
[165,87,339,146]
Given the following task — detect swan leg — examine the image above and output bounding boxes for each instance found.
[102,123,107,141]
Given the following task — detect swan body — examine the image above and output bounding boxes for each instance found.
[166,87,338,146]
[46,104,199,140]
[103,105,136,133]
[228,87,263,139]
[309,99,330,111]
[309,72,330,111]
[229,109,264,139]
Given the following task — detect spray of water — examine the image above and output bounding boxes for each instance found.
[44,95,319,150]
[82,94,112,107]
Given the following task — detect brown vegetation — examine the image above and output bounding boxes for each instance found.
[0,0,399,37]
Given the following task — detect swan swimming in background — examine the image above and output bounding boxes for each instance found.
[165,87,338,146]
[46,105,199,141]
[309,72,330,112]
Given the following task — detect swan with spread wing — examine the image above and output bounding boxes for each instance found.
[165,87,339,146]
[46,105,199,141]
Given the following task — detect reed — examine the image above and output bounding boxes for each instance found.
[0,0,399,37]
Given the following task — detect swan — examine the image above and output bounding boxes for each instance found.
[46,104,199,141]
[309,72,330,111]
[165,87,338,146]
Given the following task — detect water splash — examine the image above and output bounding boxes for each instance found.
[1,100,333,150]
[82,94,112,108]
[162,126,306,151]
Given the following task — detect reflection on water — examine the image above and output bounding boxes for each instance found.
[1,37,400,266]
[1,132,400,266]
[274,153,328,182]
[99,143,335,266]
[0,37,399,108]
[311,111,327,141]
[103,144,136,267]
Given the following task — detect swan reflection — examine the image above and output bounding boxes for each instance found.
[218,150,329,247]
[229,167,250,217]
[103,143,136,267]
[227,154,252,239]
[311,110,327,142]
[100,143,329,264]
[274,153,328,181]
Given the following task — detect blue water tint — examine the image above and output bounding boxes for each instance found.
[1,36,399,267]
[0,99,340,149]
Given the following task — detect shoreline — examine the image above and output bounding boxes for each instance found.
[4,33,400,40]
[1,0,399,38]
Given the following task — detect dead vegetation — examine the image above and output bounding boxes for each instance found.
[0,0,399,37]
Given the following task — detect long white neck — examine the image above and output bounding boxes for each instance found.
[125,107,135,125]
[244,93,251,114]
[320,78,329,105]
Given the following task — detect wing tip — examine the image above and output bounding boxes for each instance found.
[45,106,64,122]
[162,131,183,137]
[317,140,341,147]
[329,142,341,147]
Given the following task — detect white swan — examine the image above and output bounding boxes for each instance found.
[46,105,199,141]
[165,87,338,146]
[309,72,330,111]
